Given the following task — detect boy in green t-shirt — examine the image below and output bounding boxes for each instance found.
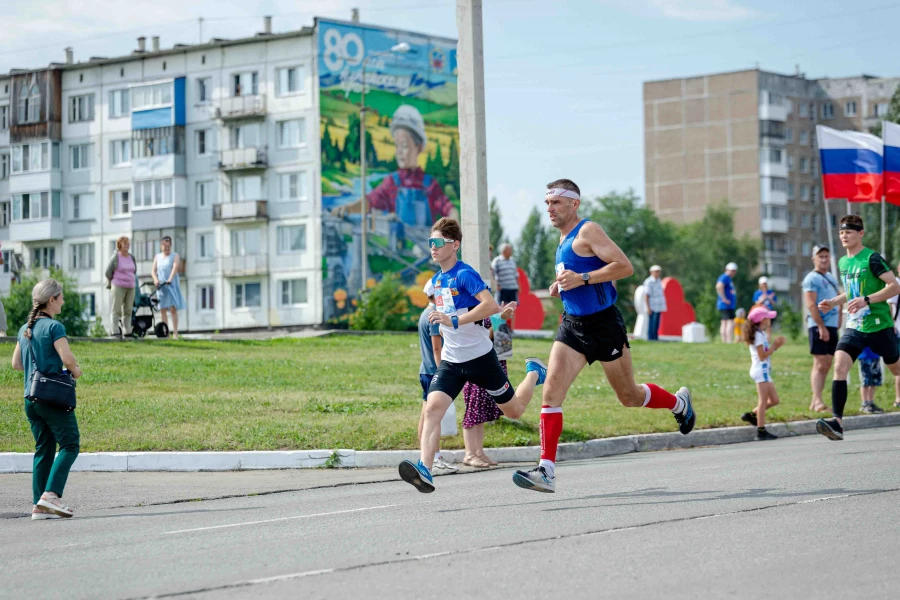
[816,214,900,440]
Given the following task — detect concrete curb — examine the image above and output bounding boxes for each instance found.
[2,413,899,474]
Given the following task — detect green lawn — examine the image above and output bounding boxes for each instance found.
[1,336,896,453]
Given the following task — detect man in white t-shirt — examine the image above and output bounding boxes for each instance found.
[642,265,667,341]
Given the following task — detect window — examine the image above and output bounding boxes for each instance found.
[1,202,10,227]
[31,246,56,269]
[768,92,783,106]
[0,105,7,130]
[232,176,262,202]
[111,189,130,216]
[814,214,820,232]
[784,127,793,143]
[279,172,308,202]
[13,192,60,221]
[81,293,96,320]
[70,193,94,220]
[196,77,211,103]
[787,239,796,255]
[770,178,788,192]
[11,142,52,173]
[71,243,95,270]
[811,184,818,201]
[801,184,809,200]
[800,157,808,173]
[787,182,795,200]
[132,126,184,158]
[277,67,304,95]
[875,102,889,117]
[110,139,130,167]
[802,213,810,228]
[133,178,174,208]
[0,250,11,272]
[762,205,787,220]
[811,159,818,177]
[799,103,809,118]
[788,210,795,227]
[845,101,857,117]
[131,82,173,110]
[821,102,834,119]
[196,180,213,208]
[197,232,214,259]
[808,103,816,121]
[109,89,130,118]
[229,123,261,149]
[233,282,261,308]
[763,148,782,163]
[277,225,306,254]
[232,72,258,96]
[760,120,784,138]
[198,285,215,311]
[230,228,261,255]
[196,129,209,156]
[71,144,91,171]
[802,242,811,257]
[18,83,40,124]
[280,279,308,306]
[799,130,809,145]
[69,94,95,123]
[277,119,305,148]
[0,154,8,179]
[787,155,795,172]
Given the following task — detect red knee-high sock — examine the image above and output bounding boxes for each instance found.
[540,406,563,464]
[641,383,679,411]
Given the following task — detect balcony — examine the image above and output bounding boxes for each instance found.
[220,253,268,277]
[217,95,266,120]
[132,154,186,180]
[760,218,789,234]
[219,148,267,171]
[767,276,790,292]
[213,200,268,223]
[759,160,787,179]
[131,206,187,231]
[10,218,64,242]
[760,187,788,206]
[759,103,787,122]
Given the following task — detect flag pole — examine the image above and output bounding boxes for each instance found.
[882,195,887,256]
[824,197,839,282]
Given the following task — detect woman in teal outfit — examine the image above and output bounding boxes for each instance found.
[152,236,185,339]
[11,279,83,520]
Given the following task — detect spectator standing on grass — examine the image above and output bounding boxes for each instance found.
[716,262,738,343]
[462,302,517,468]
[491,243,519,305]
[11,279,83,520]
[152,236,185,339]
[802,244,841,412]
[642,265,667,341]
[857,347,885,414]
[417,280,457,474]
[753,277,778,310]
[105,236,137,339]
[740,306,784,441]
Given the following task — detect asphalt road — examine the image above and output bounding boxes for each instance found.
[1,427,899,599]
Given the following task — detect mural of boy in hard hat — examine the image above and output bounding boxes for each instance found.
[337,104,458,226]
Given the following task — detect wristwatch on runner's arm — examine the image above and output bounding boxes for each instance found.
[581,273,590,285]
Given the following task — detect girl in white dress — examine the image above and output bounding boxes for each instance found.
[741,306,785,440]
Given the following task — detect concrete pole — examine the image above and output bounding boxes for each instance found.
[456,0,490,279]
[359,59,369,291]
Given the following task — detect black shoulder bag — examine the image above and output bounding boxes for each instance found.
[26,318,76,411]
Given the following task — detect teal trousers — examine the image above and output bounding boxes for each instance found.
[24,399,80,505]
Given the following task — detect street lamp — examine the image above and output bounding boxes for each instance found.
[359,42,410,291]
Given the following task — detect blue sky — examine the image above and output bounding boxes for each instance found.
[2,0,899,238]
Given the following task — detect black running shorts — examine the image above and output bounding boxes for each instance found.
[808,326,839,356]
[428,350,515,404]
[836,327,900,365]
[555,305,630,365]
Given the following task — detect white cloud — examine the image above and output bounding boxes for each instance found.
[647,0,758,22]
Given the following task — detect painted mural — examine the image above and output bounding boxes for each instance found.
[317,18,460,322]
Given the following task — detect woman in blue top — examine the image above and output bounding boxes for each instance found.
[152,236,185,339]
[11,279,83,520]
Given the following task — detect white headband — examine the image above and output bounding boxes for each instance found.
[546,188,580,200]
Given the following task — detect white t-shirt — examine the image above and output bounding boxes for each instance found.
[749,330,771,375]
[432,261,494,364]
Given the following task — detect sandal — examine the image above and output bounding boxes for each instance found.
[463,455,491,469]
[810,402,828,412]
[37,497,73,518]
[476,453,498,466]
[31,505,61,520]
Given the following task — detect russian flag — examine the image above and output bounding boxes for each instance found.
[816,125,883,202]
[883,121,900,206]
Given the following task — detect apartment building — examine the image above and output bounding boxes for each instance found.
[0,20,329,332]
[644,68,899,307]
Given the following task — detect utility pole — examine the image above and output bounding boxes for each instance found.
[198,17,204,44]
[456,0,490,279]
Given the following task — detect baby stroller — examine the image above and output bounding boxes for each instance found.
[131,282,170,338]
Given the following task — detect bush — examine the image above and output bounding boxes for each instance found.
[89,318,108,338]
[3,268,89,337]
[777,302,803,342]
[349,276,413,331]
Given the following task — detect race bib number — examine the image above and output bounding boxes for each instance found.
[556,262,565,275]
[437,287,456,315]
[847,305,870,330]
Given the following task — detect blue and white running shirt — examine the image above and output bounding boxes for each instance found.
[432,260,494,363]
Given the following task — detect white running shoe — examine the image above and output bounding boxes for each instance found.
[432,456,459,474]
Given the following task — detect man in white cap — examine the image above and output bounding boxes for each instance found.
[753,276,778,311]
[416,279,456,473]
[716,262,739,343]
[642,265,667,340]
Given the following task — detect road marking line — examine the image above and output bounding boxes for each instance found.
[797,494,851,504]
[162,504,397,535]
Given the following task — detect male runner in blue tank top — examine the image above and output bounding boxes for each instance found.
[513,179,695,493]
[398,217,548,493]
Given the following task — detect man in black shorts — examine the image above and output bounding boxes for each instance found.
[801,244,841,412]
[816,215,900,440]
[716,262,738,343]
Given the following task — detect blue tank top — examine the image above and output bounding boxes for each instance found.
[555,219,617,316]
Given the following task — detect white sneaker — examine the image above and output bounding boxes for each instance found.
[432,456,459,474]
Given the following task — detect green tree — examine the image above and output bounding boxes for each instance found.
[489,197,505,252]
[446,137,460,197]
[4,267,88,337]
[348,275,412,331]
[517,206,554,289]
